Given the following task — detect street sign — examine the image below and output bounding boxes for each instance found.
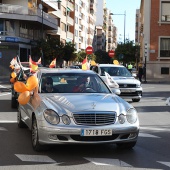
[86,46,93,55]
[108,50,115,58]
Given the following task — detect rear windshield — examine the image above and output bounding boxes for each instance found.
[100,66,132,77]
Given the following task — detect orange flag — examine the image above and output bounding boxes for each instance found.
[49,58,56,68]
[82,56,88,70]
[29,56,38,72]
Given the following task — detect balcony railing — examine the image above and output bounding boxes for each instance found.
[0,4,57,25]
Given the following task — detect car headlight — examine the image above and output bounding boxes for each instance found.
[118,114,126,124]
[43,109,60,125]
[62,115,71,125]
[126,108,138,124]
[136,84,141,88]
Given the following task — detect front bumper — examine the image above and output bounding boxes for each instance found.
[38,124,139,145]
[117,87,142,100]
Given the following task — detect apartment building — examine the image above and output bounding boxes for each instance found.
[94,0,117,52]
[140,0,170,80]
[73,0,96,52]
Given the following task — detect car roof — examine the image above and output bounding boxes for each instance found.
[38,68,96,74]
[98,64,124,68]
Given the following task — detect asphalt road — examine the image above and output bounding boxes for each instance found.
[0,81,170,170]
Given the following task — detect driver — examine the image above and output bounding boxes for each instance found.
[73,77,89,92]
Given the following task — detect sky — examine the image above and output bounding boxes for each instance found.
[105,0,141,43]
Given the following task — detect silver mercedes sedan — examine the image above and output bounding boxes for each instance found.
[17,68,139,151]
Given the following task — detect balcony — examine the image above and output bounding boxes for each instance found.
[0,4,58,30]
[67,31,73,40]
[50,10,62,18]
[67,1,74,11]
[67,16,74,26]
[47,26,62,35]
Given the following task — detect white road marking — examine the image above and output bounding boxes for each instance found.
[84,157,132,167]
[15,154,56,163]
[0,127,7,131]
[157,161,170,167]
[140,127,170,132]
[139,133,160,138]
[0,93,11,97]
[0,112,17,122]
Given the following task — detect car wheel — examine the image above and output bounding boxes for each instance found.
[32,116,43,151]
[132,98,140,102]
[17,110,27,128]
[116,141,137,149]
[11,96,18,108]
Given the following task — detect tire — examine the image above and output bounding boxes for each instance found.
[132,98,140,102]
[17,110,27,128]
[11,96,18,108]
[32,116,44,151]
[116,141,137,149]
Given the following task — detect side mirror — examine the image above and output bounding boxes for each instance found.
[112,88,121,95]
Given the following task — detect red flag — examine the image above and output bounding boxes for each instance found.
[29,56,38,72]
[37,57,41,64]
[49,58,56,68]
[82,56,88,70]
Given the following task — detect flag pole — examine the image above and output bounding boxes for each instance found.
[16,55,25,80]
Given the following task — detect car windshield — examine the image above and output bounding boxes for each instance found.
[40,73,111,93]
[100,66,132,77]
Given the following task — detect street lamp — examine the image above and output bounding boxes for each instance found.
[110,11,126,44]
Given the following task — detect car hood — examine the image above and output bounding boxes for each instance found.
[111,76,140,84]
[41,93,130,114]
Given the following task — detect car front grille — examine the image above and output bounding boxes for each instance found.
[119,84,136,88]
[73,111,116,126]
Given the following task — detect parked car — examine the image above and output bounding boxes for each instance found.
[90,64,143,102]
[17,68,139,151]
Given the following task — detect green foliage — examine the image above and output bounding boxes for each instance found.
[31,38,76,65]
[115,39,139,65]
[62,42,76,63]
[95,50,111,64]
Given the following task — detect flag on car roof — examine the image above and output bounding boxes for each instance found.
[49,58,56,68]
[37,57,41,64]
[82,56,88,70]
[29,56,38,73]
[10,57,20,70]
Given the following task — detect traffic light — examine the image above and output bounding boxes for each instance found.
[144,42,148,58]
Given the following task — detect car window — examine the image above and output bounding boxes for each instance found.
[40,73,111,93]
[100,66,132,77]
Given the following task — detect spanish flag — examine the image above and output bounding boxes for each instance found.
[29,56,38,72]
[37,57,41,64]
[49,58,56,68]
[82,56,88,70]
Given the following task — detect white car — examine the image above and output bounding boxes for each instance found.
[90,64,143,102]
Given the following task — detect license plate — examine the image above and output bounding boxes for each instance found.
[121,89,135,92]
[81,129,112,136]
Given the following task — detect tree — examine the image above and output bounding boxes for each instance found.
[115,39,137,65]
[32,38,76,66]
[95,50,111,64]
[62,42,76,65]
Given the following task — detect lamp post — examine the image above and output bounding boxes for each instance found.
[110,11,126,44]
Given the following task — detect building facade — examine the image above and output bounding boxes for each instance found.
[140,0,170,81]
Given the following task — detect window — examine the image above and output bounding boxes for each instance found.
[160,38,170,57]
[0,20,4,35]
[161,1,170,22]
[161,67,169,74]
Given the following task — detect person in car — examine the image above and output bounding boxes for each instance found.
[42,77,55,93]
